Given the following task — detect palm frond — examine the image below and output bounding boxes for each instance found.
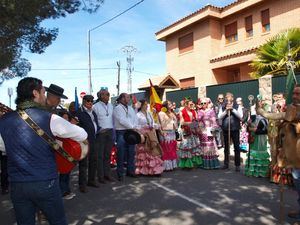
[251,28,300,78]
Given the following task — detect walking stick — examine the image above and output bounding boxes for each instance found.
[279,170,285,224]
[228,108,231,165]
[247,96,254,173]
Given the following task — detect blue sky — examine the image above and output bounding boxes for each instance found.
[0,0,234,108]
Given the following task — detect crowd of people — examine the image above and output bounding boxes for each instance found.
[0,77,299,225]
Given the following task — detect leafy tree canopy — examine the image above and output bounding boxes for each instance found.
[250,28,300,78]
[0,0,104,84]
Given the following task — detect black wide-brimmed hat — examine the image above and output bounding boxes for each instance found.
[83,95,94,101]
[124,130,145,145]
[45,84,68,99]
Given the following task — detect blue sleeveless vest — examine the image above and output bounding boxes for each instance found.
[0,108,58,182]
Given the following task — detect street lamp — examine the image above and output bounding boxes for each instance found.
[88,30,92,94]
[87,0,145,95]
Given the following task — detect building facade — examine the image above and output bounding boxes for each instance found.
[155,0,300,95]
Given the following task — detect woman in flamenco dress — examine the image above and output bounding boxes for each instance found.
[135,100,164,175]
[178,99,202,169]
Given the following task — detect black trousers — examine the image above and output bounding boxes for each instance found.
[78,135,101,186]
[0,152,8,191]
[97,129,114,180]
[223,130,240,167]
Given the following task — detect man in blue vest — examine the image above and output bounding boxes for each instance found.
[0,77,87,225]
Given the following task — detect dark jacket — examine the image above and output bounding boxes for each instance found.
[221,103,241,131]
[76,106,100,144]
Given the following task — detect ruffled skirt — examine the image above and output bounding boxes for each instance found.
[159,130,178,171]
[245,134,270,177]
[199,134,219,169]
[177,134,202,168]
[135,144,164,175]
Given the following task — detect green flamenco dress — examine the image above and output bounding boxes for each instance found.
[245,131,270,177]
[177,134,203,168]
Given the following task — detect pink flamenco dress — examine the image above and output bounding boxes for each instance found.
[198,108,220,169]
[135,111,164,176]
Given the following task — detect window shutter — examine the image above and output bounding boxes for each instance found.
[245,16,253,31]
[261,9,270,26]
[178,33,193,53]
[225,21,237,37]
[180,77,195,89]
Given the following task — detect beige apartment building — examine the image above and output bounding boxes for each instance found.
[155,0,300,94]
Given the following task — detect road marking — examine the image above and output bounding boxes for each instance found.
[151,181,228,219]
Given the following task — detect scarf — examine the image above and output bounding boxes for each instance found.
[17,101,48,111]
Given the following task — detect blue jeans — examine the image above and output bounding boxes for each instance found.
[116,130,136,177]
[59,173,71,195]
[292,169,300,209]
[10,178,67,225]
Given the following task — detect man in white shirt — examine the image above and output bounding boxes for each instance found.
[113,93,137,181]
[93,88,115,183]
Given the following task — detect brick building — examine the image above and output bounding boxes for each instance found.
[155,0,300,96]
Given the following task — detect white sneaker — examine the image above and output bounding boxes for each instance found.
[63,192,76,200]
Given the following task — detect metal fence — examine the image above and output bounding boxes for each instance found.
[166,88,198,106]
[272,73,300,95]
[206,79,259,107]
[111,73,300,107]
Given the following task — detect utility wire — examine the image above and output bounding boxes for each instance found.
[90,0,145,32]
[32,67,115,71]
[31,67,158,76]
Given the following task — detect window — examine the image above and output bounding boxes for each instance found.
[261,9,270,32]
[225,21,238,44]
[245,15,253,37]
[180,77,195,89]
[178,33,193,54]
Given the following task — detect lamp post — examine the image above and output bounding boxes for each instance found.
[88,30,92,94]
[86,0,145,95]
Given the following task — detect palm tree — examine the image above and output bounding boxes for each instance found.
[250,28,300,78]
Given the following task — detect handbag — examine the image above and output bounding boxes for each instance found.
[17,110,88,174]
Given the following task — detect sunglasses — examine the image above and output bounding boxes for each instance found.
[200,102,208,105]
[85,99,93,103]
[218,98,224,100]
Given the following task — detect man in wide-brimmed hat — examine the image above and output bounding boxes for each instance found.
[45,84,68,110]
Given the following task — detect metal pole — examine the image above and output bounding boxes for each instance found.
[228,109,231,164]
[116,61,121,96]
[279,171,284,224]
[121,45,137,94]
[88,30,92,94]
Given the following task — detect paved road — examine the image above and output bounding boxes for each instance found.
[0,165,298,225]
